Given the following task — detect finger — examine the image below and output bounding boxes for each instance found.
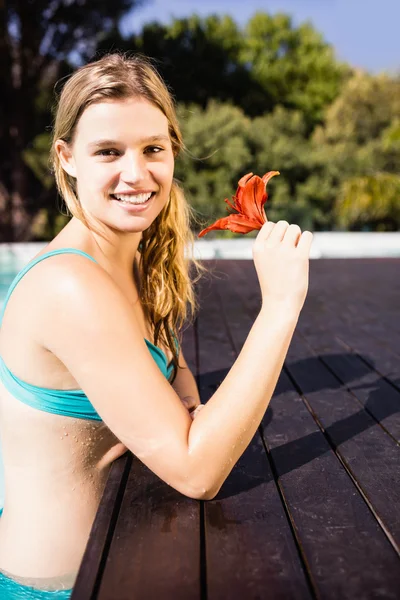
[256,220,275,242]
[297,231,314,255]
[282,224,302,247]
[190,404,205,420]
[265,220,289,246]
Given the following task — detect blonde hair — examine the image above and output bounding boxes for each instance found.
[50,53,204,382]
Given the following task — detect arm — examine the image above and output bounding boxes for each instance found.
[172,350,202,419]
[37,224,309,500]
[187,306,297,497]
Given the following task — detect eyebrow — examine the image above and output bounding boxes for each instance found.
[87,135,170,149]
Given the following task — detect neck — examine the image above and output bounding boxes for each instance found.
[68,217,143,277]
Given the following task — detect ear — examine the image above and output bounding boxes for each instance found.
[54,139,77,178]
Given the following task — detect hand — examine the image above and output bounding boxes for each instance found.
[180,396,204,420]
[252,220,313,314]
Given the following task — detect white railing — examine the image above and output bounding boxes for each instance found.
[1,232,400,266]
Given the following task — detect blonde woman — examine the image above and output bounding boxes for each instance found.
[0,53,313,597]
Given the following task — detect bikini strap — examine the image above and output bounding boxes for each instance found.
[0,248,98,326]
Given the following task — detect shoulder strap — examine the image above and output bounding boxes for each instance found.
[0,248,98,325]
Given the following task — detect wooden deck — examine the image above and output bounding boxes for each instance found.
[71,258,400,600]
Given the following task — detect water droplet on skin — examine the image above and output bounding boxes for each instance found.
[60,437,63,440]
[64,432,69,436]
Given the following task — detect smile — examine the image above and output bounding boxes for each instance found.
[110,192,155,205]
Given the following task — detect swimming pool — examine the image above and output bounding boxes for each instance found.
[0,252,22,507]
[0,245,47,509]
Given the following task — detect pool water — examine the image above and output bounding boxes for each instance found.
[0,264,21,509]
[0,268,20,310]
[0,248,41,509]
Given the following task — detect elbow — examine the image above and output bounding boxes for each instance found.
[180,479,220,501]
[199,490,218,501]
[184,488,217,501]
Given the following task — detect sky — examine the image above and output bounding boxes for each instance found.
[121,0,399,74]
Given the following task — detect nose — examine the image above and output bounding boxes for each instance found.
[120,151,147,183]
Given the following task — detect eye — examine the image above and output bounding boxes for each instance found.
[96,149,120,157]
[144,146,164,154]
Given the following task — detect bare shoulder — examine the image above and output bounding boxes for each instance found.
[31,251,146,363]
[30,251,120,320]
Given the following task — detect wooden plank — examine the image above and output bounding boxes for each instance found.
[181,320,197,374]
[299,259,400,381]
[304,258,400,342]
[286,332,400,547]
[263,368,400,599]
[232,259,400,598]
[294,330,400,443]
[198,262,313,600]
[71,453,131,600]
[96,457,201,600]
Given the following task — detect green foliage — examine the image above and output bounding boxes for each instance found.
[22,133,53,189]
[0,0,143,241]
[175,101,322,233]
[241,13,350,126]
[31,209,70,240]
[4,5,399,238]
[99,11,347,127]
[335,174,400,230]
[310,72,400,230]
[382,119,400,152]
[174,67,400,233]
[321,71,400,144]
[175,101,252,229]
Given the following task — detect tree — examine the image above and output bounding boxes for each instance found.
[175,100,252,233]
[335,174,400,230]
[174,102,327,234]
[98,12,349,125]
[248,106,318,230]
[241,12,350,127]
[0,0,142,242]
[98,14,264,112]
[320,71,400,145]
[313,72,400,230]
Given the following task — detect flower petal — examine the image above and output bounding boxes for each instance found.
[226,215,262,233]
[198,214,262,237]
[238,172,254,188]
[198,170,280,238]
[198,216,232,237]
[262,171,280,186]
[239,176,268,224]
[234,173,255,211]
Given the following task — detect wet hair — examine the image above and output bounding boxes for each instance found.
[50,52,204,382]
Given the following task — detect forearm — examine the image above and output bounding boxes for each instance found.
[186,303,299,498]
[172,363,200,405]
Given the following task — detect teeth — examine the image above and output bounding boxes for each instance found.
[113,192,152,204]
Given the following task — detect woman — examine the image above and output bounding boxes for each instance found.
[0,53,313,597]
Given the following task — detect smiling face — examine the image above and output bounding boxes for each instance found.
[56,97,175,234]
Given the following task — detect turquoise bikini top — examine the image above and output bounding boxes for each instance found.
[0,248,177,421]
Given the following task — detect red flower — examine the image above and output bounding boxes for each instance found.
[198,171,280,237]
